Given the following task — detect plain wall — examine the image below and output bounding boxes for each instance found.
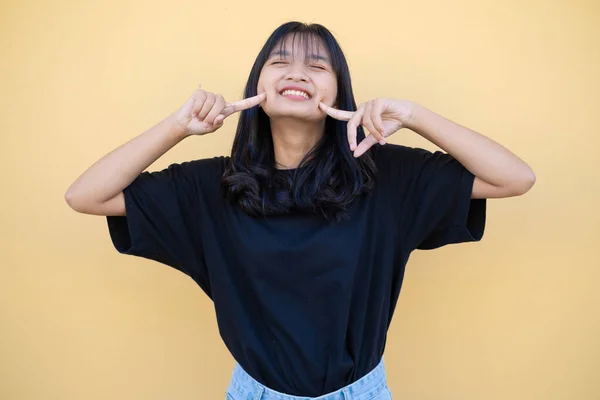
[1,0,599,399]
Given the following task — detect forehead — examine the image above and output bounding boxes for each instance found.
[269,33,330,61]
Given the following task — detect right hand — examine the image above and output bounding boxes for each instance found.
[172,85,266,136]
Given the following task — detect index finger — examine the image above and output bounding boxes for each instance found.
[353,134,378,158]
[224,92,266,116]
[318,102,354,121]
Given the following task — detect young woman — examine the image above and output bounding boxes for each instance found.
[65,21,535,400]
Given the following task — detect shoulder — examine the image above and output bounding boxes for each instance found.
[369,144,467,194]
[370,143,434,176]
[171,155,229,181]
[371,143,459,171]
[183,155,229,171]
[134,156,229,194]
[372,143,433,163]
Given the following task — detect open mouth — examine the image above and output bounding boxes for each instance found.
[279,89,312,100]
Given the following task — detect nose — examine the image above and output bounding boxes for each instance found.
[284,63,309,82]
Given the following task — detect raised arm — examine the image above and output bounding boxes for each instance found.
[319,98,536,199]
[64,87,265,216]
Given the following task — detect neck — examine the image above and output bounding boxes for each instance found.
[270,118,325,169]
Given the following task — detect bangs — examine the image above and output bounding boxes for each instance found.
[271,31,335,69]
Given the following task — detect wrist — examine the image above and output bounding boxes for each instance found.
[402,100,421,131]
[166,114,190,141]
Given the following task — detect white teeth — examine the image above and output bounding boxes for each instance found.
[281,90,310,99]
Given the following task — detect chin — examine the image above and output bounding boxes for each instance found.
[269,111,323,122]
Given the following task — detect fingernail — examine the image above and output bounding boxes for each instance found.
[379,140,386,145]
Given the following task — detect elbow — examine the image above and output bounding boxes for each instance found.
[64,189,85,213]
[511,167,536,196]
[64,190,78,211]
[475,165,536,199]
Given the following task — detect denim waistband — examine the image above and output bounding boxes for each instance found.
[227,357,388,400]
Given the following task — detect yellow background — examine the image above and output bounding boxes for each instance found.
[2,0,599,399]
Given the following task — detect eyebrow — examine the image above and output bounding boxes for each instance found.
[268,50,330,63]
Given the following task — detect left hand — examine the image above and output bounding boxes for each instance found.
[319,98,415,157]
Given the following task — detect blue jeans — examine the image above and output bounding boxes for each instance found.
[226,357,392,400]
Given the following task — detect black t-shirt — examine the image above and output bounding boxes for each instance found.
[106,144,486,397]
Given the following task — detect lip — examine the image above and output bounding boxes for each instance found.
[278,86,313,99]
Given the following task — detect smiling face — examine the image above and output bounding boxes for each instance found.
[257,34,338,121]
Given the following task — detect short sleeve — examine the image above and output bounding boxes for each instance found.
[375,145,486,251]
[106,159,211,294]
[405,148,486,250]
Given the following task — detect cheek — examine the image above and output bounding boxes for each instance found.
[257,71,277,93]
[257,80,278,106]
[319,83,337,103]
[256,73,269,96]
[256,77,266,95]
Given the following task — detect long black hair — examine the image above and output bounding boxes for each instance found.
[222,22,377,222]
